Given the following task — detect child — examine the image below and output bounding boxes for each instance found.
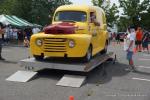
[124,27,136,71]
[23,36,30,47]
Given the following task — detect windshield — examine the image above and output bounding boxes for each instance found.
[54,11,87,22]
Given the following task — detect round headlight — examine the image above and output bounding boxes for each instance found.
[68,40,75,48]
[36,39,42,46]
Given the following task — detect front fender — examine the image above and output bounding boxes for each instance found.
[66,34,92,57]
[30,33,92,57]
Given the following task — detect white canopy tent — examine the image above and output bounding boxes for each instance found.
[0,14,42,28]
[0,15,10,25]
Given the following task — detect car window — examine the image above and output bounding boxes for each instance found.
[54,11,87,22]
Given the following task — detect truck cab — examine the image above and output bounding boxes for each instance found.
[30,5,108,62]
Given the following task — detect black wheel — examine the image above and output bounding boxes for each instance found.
[101,41,108,54]
[83,46,92,62]
[34,55,44,60]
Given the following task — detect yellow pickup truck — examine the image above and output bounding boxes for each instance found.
[30,5,108,62]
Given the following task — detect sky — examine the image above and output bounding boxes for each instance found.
[70,0,119,6]
[69,0,122,15]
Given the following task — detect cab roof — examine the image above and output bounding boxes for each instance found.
[55,5,104,13]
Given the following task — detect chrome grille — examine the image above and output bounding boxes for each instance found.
[43,38,67,52]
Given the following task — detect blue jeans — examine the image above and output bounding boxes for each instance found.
[126,51,133,60]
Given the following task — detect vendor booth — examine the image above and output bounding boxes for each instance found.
[0,14,42,41]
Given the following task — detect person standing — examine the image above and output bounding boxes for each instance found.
[116,33,120,44]
[17,30,23,45]
[142,31,150,53]
[113,32,116,41]
[124,27,136,71]
[0,23,5,60]
[32,27,41,34]
[136,27,143,52]
[23,36,30,47]
[4,25,11,44]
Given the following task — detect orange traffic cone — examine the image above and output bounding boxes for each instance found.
[133,48,137,54]
[69,96,74,100]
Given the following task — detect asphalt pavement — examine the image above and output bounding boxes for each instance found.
[0,42,150,100]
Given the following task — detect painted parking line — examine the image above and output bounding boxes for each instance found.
[143,54,150,57]
[136,66,150,69]
[138,58,150,61]
[3,50,11,52]
[132,77,150,82]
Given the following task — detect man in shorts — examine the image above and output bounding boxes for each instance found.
[125,27,136,71]
[136,27,143,52]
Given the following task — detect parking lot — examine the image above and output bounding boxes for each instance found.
[0,43,150,100]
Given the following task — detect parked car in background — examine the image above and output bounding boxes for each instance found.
[117,32,126,41]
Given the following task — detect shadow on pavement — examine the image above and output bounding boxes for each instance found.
[36,68,89,81]
[36,69,65,81]
[32,60,130,85]
[0,60,17,64]
[86,62,130,85]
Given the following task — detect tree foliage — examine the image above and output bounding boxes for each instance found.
[0,0,72,26]
[30,0,71,25]
[118,0,150,30]
[92,0,119,27]
[140,0,150,30]
[0,0,17,15]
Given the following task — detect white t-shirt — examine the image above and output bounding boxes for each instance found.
[32,28,40,34]
[124,32,136,51]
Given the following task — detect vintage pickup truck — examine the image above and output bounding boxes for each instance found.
[30,5,108,62]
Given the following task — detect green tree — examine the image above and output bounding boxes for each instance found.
[14,0,32,21]
[0,0,72,26]
[92,0,119,27]
[30,0,72,25]
[0,0,17,14]
[140,0,150,30]
[118,0,150,29]
[117,16,130,32]
[106,3,119,27]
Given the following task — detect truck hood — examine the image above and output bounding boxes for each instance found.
[44,22,76,34]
